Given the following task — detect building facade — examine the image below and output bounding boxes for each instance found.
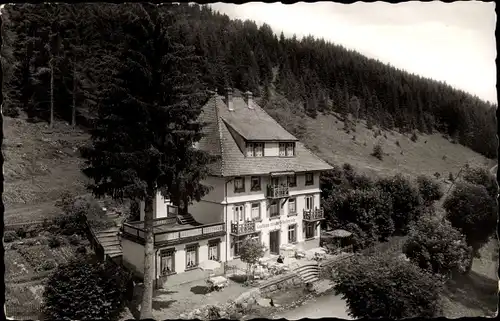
[120,88,332,285]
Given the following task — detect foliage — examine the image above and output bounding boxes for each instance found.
[416,175,444,205]
[376,174,423,234]
[371,142,383,160]
[239,238,266,280]
[2,3,497,158]
[68,234,81,246]
[43,255,132,321]
[4,231,18,243]
[410,132,418,142]
[48,236,62,248]
[41,260,58,271]
[54,194,103,236]
[15,227,27,238]
[443,182,497,255]
[332,254,444,319]
[461,166,498,198]
[403,215,472,276]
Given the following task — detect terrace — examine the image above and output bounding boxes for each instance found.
[121,217,226,247]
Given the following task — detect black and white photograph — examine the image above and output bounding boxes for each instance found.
[1,1,498,320]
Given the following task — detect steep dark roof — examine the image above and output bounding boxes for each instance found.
[197,93,332,177]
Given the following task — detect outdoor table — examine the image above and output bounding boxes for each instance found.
[207,276,228,291]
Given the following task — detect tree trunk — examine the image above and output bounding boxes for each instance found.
[140,195,155,319]
[71,61,76,128]
[49,57,54,128]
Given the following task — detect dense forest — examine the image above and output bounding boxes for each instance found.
[1,3,497,158]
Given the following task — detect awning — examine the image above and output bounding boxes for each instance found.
[270,171,295,177]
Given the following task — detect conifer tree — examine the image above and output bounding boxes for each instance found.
[81,4,216,318]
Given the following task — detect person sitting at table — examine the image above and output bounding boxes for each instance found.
[277,255,284,264]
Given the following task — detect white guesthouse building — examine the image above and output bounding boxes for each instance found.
[120,88,332,287]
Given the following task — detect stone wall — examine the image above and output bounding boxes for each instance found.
[318,252,355,279]
[258,273,304,295]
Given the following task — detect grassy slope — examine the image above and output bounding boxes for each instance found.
[3,114,89,224]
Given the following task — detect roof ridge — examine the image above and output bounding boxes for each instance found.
[213,96,225,176]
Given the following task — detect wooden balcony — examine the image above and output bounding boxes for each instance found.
[230,221,256,236]
[122,221,225,247]
[267,184,289,199]
[303,208,325,222]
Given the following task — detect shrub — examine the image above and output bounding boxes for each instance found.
[433,172,441,179]
[371,143,383,160]
[76,246,87,255]
[448,172,454,182]
[41,260,58,271]
[416,175,444,205]
[403,215,472,277]
[410,132,418,142]
[48,236,62,248]
[16,227,27,238]
[4,230,18,243]
[43,255,132,321]
[332,254,444,319]
[69,234,81,246]
[376,174,423,234]
[462,166,497,198]
[443,182,497,255]
[395,140,400,147]
[53,194,105,236]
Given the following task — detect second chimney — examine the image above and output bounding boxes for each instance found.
[226,87,234,111]
[244,91,253,109]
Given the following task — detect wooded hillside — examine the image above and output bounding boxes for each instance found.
[2,3,497,159]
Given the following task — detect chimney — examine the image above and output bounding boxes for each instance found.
[244,91,253,109]
[225,87,234,111]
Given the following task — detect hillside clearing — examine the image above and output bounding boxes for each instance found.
[301,113,494,179]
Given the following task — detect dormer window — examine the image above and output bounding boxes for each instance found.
[246,142,264,157]
[279,143,295,157]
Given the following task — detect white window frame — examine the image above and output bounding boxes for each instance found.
[288,224,297,243]
[186,244,198,269]
[234,204,245,222]
[246,143,254,157]
[305,195,314,211]
[254,143,264,157]
[208,241,219,261]
[279,143,286,156]
[160,249,175,275]
[286,143,295,156]
[305,172,314,186]
[234,177,245,193]
[270,200,279,217]
[305,222,316,239]
[251,203,261,220]
[251,176,261,191]
[288,198,296,214]
[287,175,297,187]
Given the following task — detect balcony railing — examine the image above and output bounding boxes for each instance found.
[122,221,225,246]
[267,184,289,199]
[303,208,325,221]
[230,221,256,235]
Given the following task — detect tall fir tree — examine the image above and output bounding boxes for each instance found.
[81,4,216,318]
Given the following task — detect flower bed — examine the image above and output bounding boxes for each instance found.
[17,245,58,273]
[5,250,35,279]
[49,245,79,265]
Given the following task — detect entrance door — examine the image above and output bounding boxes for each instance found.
[269,230,280,255]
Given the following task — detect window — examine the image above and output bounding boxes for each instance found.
[234,204,245,222]
[305,195,314,211]
[305,222,316,239]
[208,240,220,261]
[287,174,297,187]
[288,198,296,215]
[279,143,286,156]
[251,203,261,220]
[286,143,295,156]
[254,143,264,157]
[251,176,261,191]
[185,244,198,269]
[160,249,175,275]
[234,177,245,193]
[288,224,297,243]
[270,200,279,218]
[246,143,254,157]
[247,142,264,157]
[167,205,178,217]
[305,172,314,186]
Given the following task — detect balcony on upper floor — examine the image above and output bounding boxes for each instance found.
[303,207,325,222]
[266,184,289,199]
